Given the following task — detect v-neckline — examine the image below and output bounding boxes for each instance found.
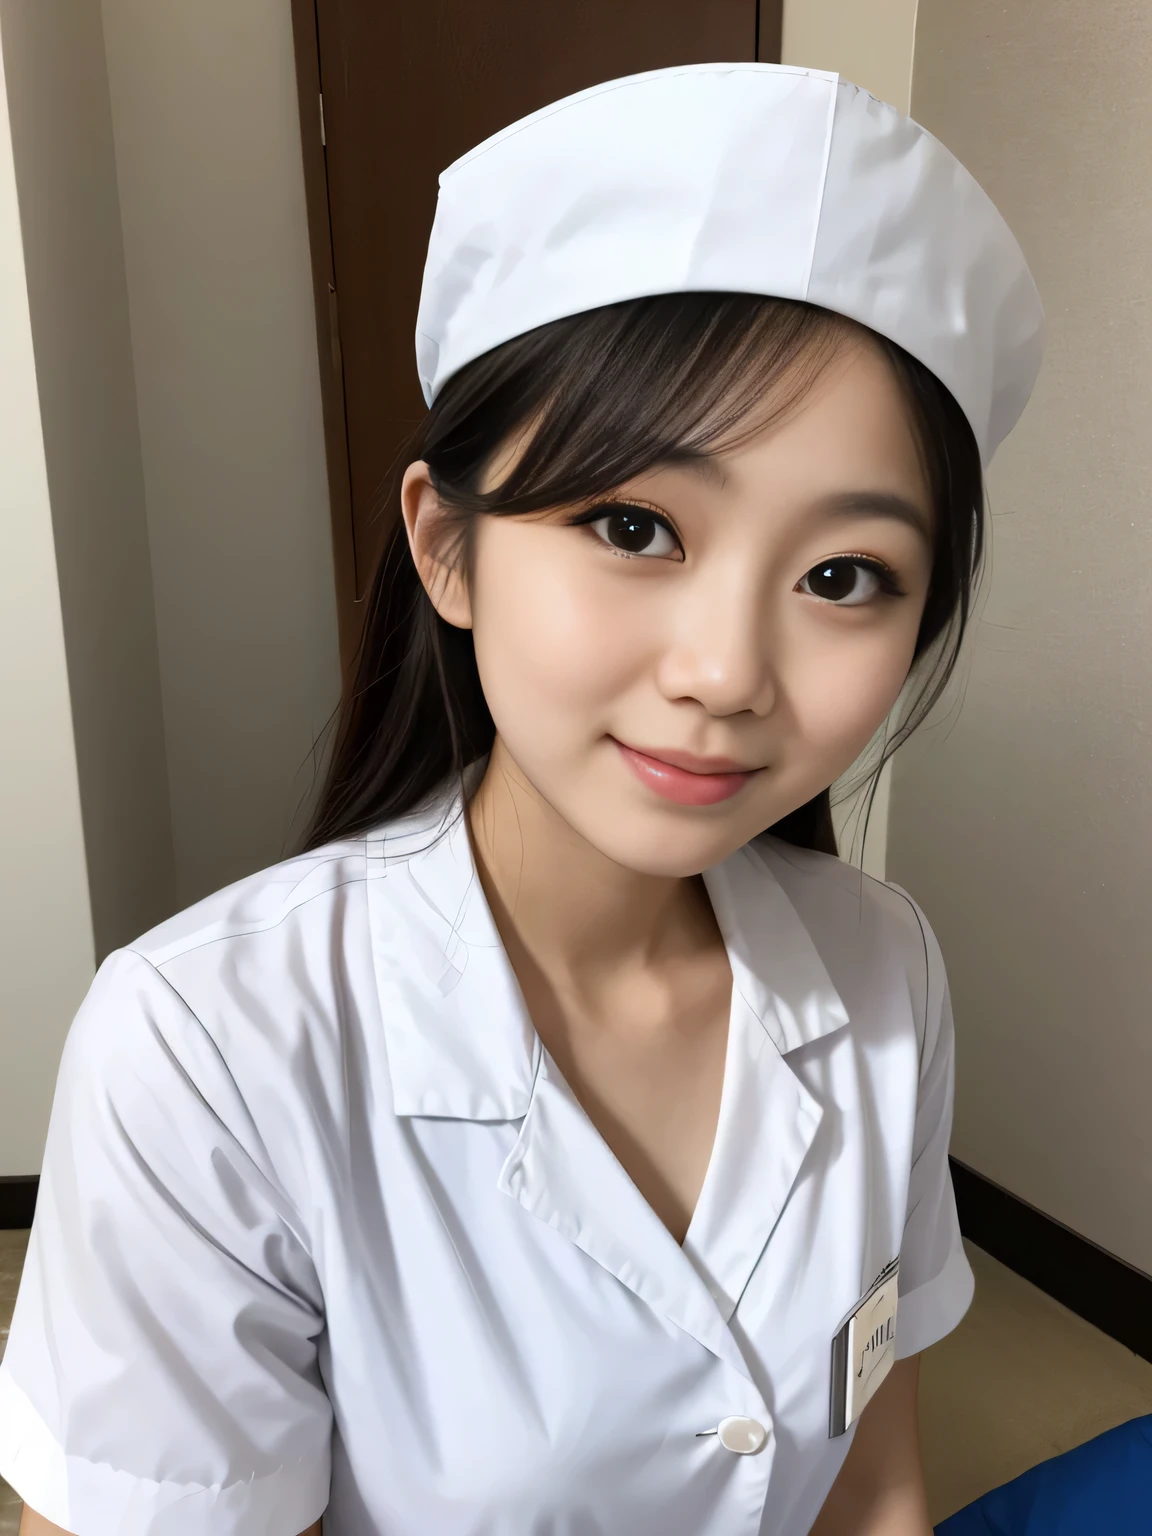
[371,811,849,1348]
[499,855,829,1343]
[498,987,825,1372]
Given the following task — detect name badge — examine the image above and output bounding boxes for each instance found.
[829,1258,899,1437]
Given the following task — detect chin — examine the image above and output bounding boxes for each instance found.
[568,803,770,879]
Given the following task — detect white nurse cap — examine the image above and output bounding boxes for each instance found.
[415,63,1044,467]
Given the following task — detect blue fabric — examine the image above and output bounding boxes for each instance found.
[936,1415,1152,1534]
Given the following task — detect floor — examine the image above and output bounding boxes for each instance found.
[919,1241,1152,1522]
[1,1233,1151,1532]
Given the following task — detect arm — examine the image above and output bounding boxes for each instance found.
[2,952,330,1535]
[19,1513,322,1536]
[808,1355,932,1536]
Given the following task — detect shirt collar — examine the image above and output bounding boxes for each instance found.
[367,791,849,1122]
[701,837,850,1057]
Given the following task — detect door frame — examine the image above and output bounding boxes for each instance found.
[291,0,359,673]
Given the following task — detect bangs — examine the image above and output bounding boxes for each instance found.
[425,294,862,517]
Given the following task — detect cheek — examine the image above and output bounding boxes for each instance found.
[787,619,918,760]
[468,530,652,744]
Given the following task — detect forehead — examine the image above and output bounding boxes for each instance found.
[636,340,931,513]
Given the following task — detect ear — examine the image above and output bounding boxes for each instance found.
[400,461,473,630]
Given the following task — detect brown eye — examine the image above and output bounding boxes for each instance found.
[799,558,888,606]
[589,506,679,558]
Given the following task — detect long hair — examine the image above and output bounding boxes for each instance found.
[302,293,983,857]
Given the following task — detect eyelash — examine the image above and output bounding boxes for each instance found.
[566,500,681,553]
[567,500,907,599]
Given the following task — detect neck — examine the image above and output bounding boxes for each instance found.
[466,738,717,987]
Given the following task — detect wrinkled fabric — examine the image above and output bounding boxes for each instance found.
[1,795,972,1535]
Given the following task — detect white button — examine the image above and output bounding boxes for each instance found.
[717,1415,768,1454]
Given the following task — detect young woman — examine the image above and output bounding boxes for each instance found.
[2,64,1042,1536]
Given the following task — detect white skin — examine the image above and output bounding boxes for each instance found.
[20,333,935,1536]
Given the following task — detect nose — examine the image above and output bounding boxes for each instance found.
[654,574,778,718]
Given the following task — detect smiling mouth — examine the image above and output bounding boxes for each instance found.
[610,738,763,807]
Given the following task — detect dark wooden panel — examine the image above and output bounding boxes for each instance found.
[297,1,779,665]
[757,0,783,65]
[0,1175,37,1229]
[951,1158,1152,1364]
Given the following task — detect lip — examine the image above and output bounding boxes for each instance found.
[621,743,753,775]
[611,738,763,807]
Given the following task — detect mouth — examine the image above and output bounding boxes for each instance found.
[610,738,763,807]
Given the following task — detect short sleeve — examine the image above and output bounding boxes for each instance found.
[886,886,975,1360]
[0,948,332,1536]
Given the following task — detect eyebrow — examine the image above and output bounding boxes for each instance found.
[637,460,931,537]
[813,490,932,540]
[657,448,727,486]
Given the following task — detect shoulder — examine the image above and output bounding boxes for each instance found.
[63,837,380,1126]
[123,835,380,1022]
[130,837,372,971]
[752,834,936,957]
[749,834,948,1043]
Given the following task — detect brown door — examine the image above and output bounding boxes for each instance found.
[293,1,782,669]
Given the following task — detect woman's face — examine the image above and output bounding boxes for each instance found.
[406,336,935,877]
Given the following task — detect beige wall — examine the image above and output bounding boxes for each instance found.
[0,0,340,1173]
[100,0,340,909]
[890,0,1152,1272]
[782,0,919,112]
[0,0,175,963]
[0,16,97,1174]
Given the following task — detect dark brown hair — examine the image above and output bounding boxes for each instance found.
[302,293,983,857]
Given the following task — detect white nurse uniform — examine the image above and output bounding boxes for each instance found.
[0,789,972,1535]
